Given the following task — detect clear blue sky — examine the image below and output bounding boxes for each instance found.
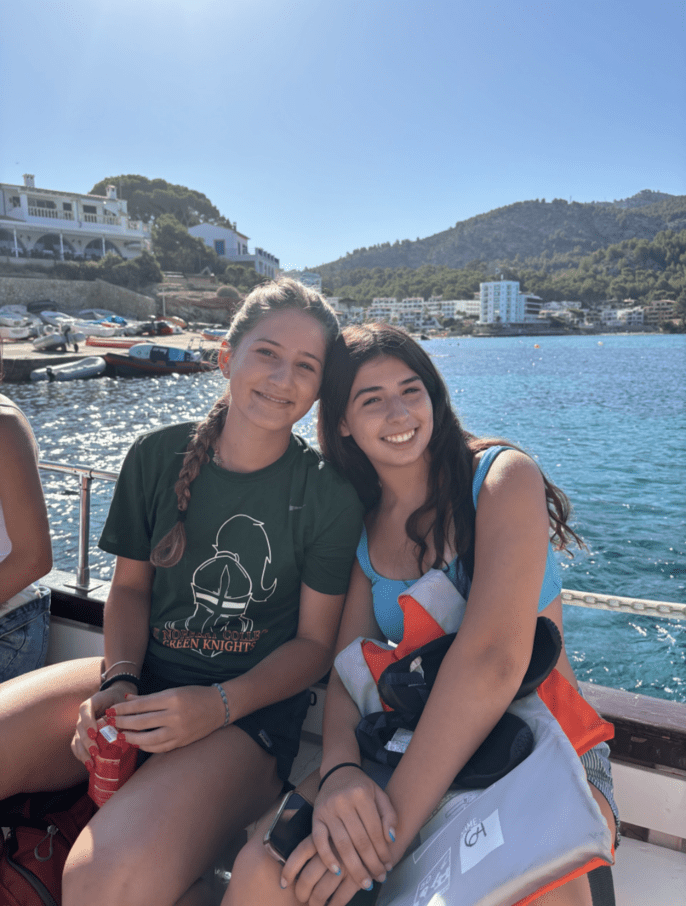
[1,0,684,270]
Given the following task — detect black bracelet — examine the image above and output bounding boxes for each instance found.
[99,673,141,693]
[318,762,363,792]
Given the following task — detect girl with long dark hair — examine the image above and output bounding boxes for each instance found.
[226,323,618,906]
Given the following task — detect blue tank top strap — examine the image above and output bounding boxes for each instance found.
[471,445,561,611]
[472,445,511,508]
[356,525,377,582]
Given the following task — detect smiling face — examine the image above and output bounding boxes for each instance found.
[339,355,434,472]
[220,309,327,440]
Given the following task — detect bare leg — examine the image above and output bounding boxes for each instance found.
[227,776,615,906]
[62,723,284,906]
[0,658,101,797]
[224,772,320,906]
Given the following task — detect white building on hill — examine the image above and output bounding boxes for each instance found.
[0,174,150,261]
[188,223,279,279]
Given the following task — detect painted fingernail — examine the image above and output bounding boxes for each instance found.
[376,873,387,883]
[87,727,97,740]
[389,828,396,842]
[280,879,288,889]
[363,880,374,891]
[385,863,393,872]
[331,864,341,876]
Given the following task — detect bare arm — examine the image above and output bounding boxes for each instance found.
[383,450,549,859]
[223,582,346,721]
[282,561,399,898]
[0,405,51,602]
[71,555,153,763]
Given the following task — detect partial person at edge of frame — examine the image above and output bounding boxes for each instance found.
[0,344,52,683]
[0,278,364,906]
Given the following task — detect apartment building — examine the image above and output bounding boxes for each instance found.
[642,299,676,327]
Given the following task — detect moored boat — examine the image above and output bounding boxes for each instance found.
[30,356,107,382]
[103,343,216,377]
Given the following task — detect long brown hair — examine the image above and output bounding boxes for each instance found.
[150,278,339,568]
[317,324,582,575]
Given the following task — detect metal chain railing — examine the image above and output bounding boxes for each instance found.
[561,589,686,620]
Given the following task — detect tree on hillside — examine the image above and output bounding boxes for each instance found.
[152,214,218,273]
[89,175,231,227]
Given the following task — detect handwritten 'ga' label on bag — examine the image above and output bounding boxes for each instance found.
[459,810,504,874]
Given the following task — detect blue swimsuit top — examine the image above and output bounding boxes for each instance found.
[356,446,562,643]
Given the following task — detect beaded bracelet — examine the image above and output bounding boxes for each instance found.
[318,762,363,792]
[101,660,139,682]
[213,683,230,727]
[100,673,141,693]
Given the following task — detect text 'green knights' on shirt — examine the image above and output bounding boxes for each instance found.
[99,423,364,686]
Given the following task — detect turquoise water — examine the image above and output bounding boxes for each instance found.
[7,333,685,701]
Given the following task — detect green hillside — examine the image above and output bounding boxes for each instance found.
[326,229,686,308]
[316,192,686,278]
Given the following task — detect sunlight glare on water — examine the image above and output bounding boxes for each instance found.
[7,334,685,701]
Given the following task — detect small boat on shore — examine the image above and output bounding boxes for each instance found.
[201,328,227,342]
[103,343,215,377]
[33,325,86,353]
[0,325,31,341]
[30,356,107,382]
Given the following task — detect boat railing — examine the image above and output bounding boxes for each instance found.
[39,461,686,620]
[39,460,118,593]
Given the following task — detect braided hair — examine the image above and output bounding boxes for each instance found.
[150,278,339,568]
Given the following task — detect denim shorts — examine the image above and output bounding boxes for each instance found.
[581,740,620,846]
[0,588,51,683]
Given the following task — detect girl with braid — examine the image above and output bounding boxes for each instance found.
[0,279,364,906]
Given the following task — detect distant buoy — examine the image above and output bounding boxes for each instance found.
[598,341,603,346]
[534,344,540,348]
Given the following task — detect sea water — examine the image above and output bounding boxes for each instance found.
[7,333,685,701]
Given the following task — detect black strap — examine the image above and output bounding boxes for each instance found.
[588,865,616,906]
[5,839,59,906]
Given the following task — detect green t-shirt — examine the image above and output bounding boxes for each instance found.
[99,423,364,686]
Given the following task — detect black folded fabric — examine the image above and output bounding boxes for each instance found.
[356,617,561,788]
[377,616,562,717]
[355,709,533,789]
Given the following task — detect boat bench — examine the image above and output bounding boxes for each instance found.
[580,683,686,906]
[45,582,686,903]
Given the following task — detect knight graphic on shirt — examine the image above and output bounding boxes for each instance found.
[164,514,277,654]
